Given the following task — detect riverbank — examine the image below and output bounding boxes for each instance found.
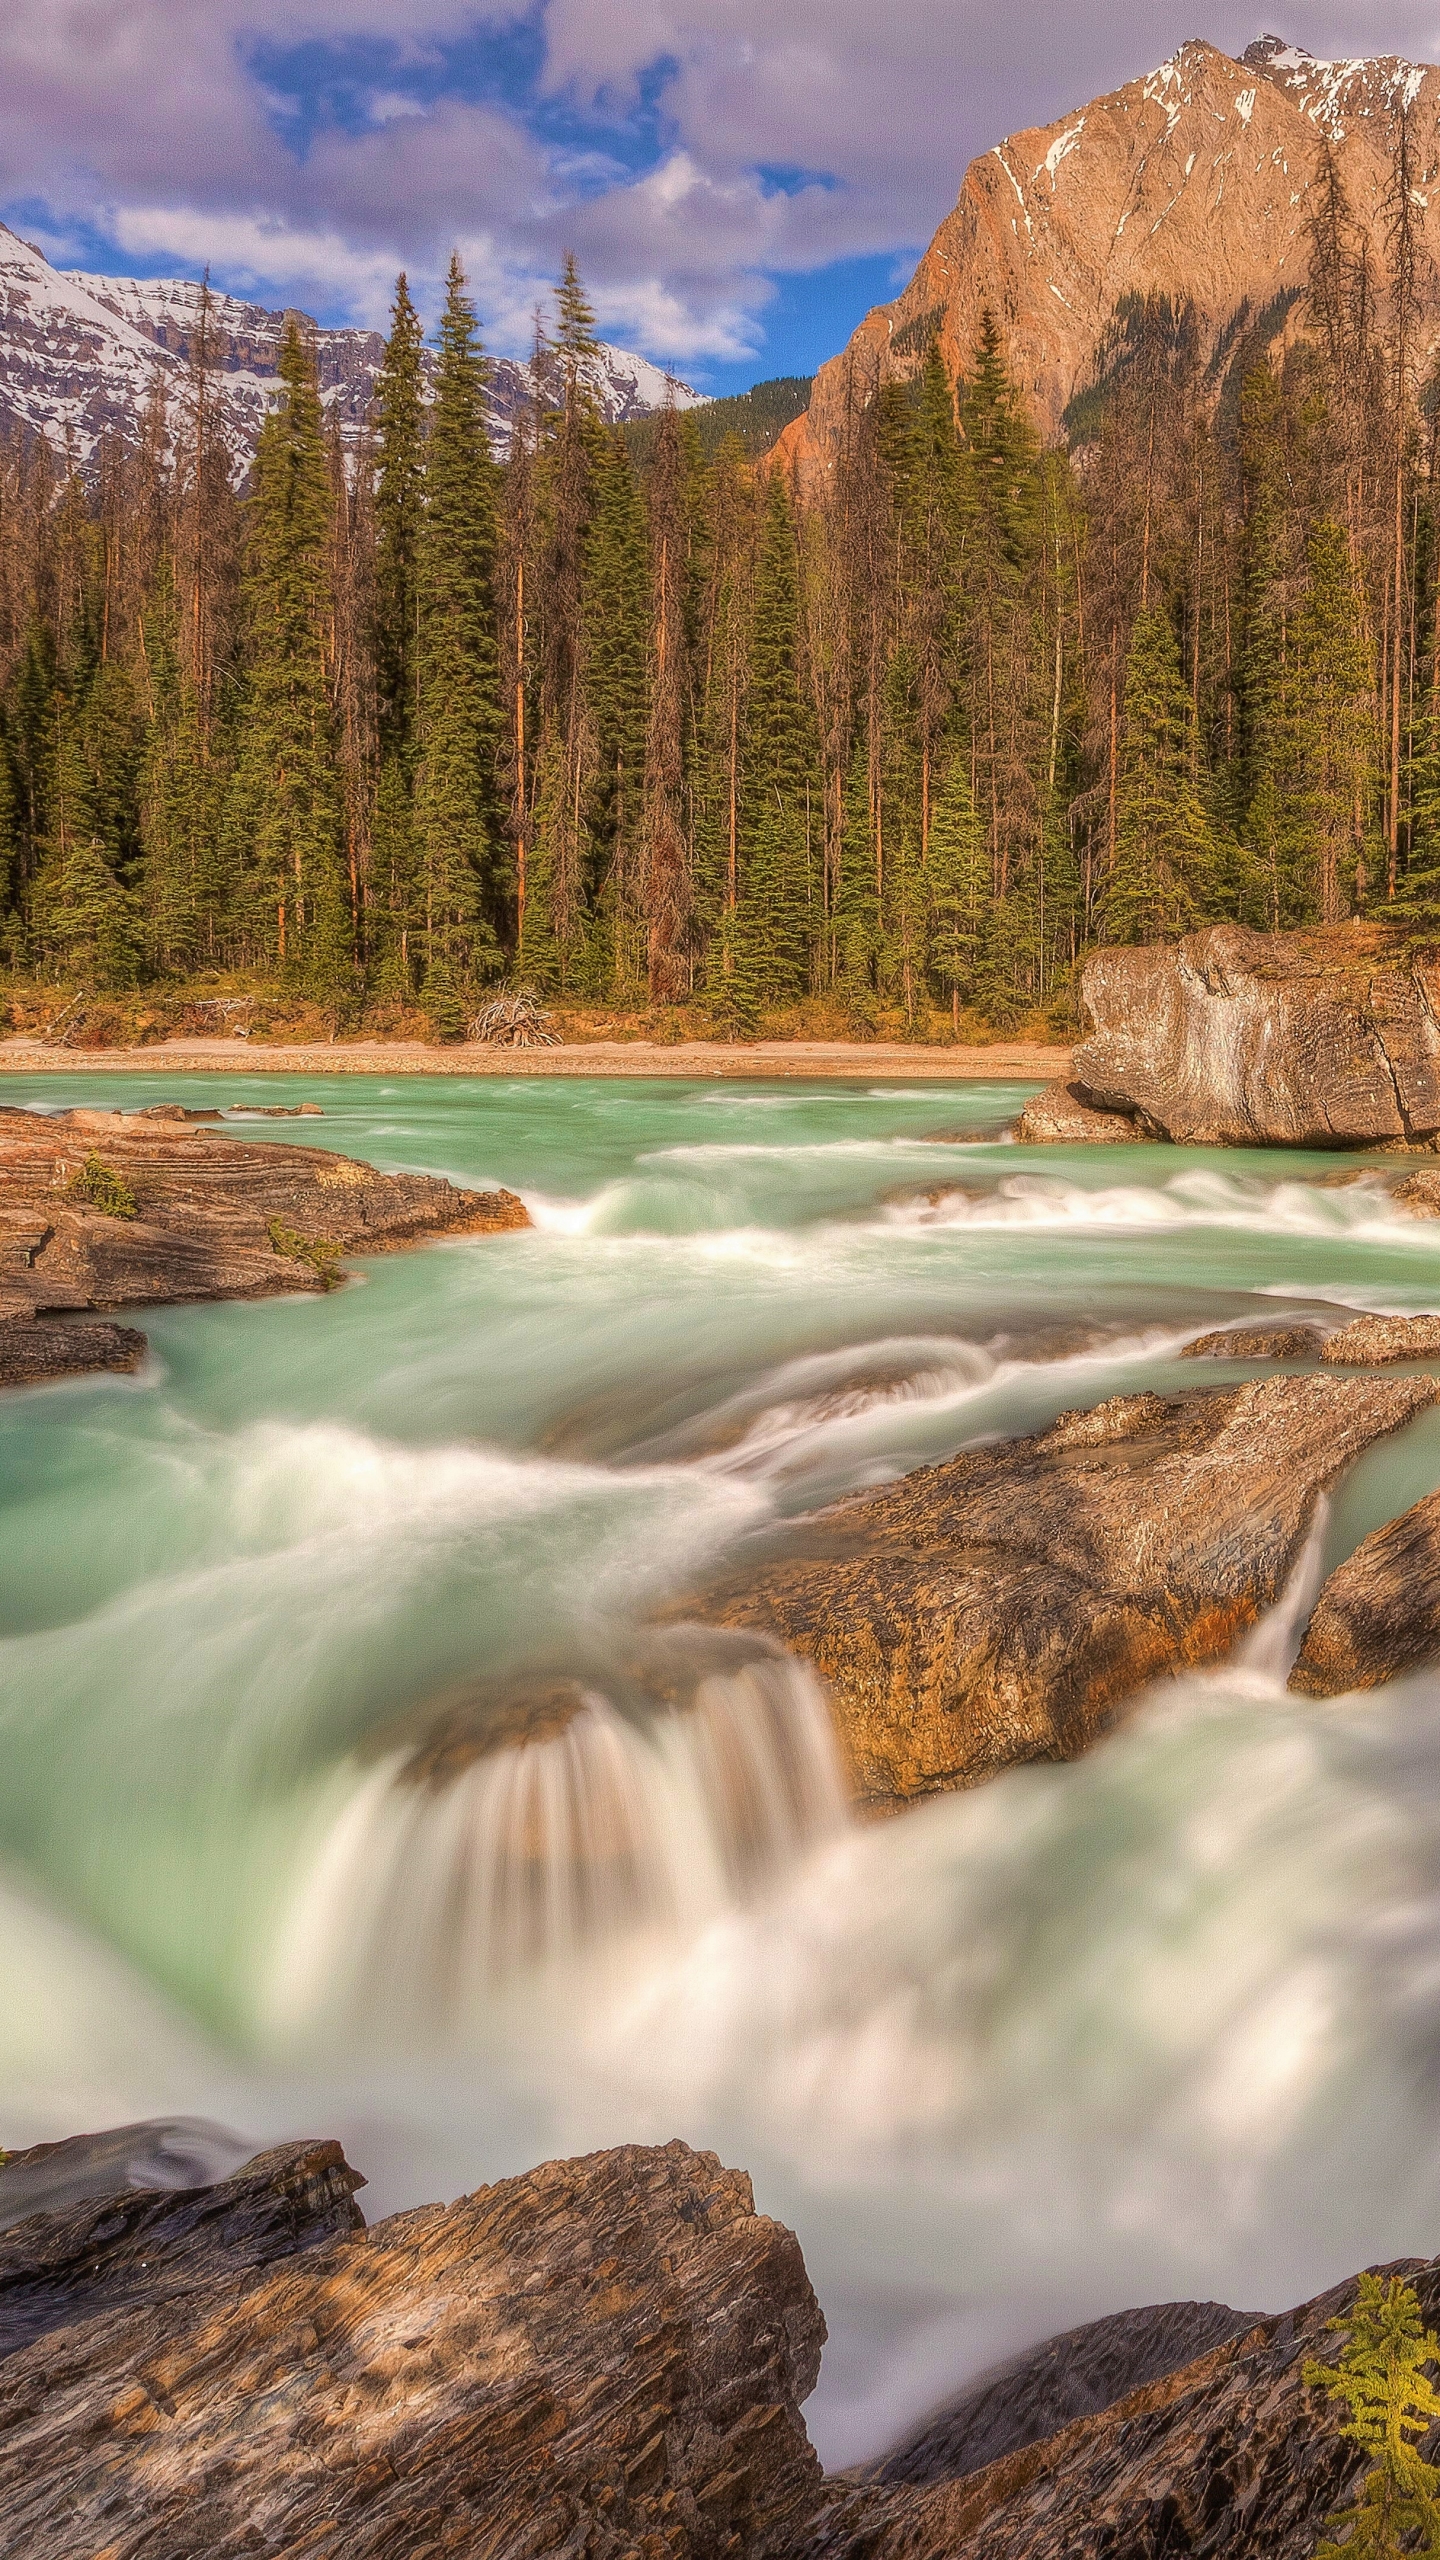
[0,1034,1069,1080]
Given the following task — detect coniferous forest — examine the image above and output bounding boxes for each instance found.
[2,154,1439,1043]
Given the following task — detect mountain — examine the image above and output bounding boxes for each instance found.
[779,33,1440,482]
[0,224,697,467]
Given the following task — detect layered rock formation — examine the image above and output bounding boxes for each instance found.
[1024,925,1440,1150]
[780,36,1440,485]
[0,1103,529,1388]
[1290,1489,1440,1697]
[696,1373,1434,1809]
[0,2122,1423,2560]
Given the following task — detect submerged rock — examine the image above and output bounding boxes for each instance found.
[1180,1322,1328,1361]
[0,2136,829,2559]
[0,1105,529,1389]
[1013,1078,1149,1144]
[1069,924,1440,1148]
[1290,1490,1440,1697]
[696,1374,1436,1808]
[1319,1312,1440,1364]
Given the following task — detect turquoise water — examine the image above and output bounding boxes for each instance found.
[6,1070,1440,2461]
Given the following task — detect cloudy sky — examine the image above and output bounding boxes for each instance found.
[5,0,1440,392]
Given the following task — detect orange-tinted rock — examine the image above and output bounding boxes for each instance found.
[1320,1313,1440,1364]
[1013,1080,1146,1144]
[1290,1489,1440,1696]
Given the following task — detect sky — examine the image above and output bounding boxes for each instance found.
[6,1,1440,397]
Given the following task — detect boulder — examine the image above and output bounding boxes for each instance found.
[1013,1080,1146,1144]
[1395,1167,1440,1215]
[1070,924,1440,1147]
[0,2137,830,2560]
[0,1106,530,1389]
[1319,1312,1440,1364]
[1180,1323,1328,1361]
[696,1375,1436,1808]
[874,2299,1257,2488]
[1289,1489,1440,1696]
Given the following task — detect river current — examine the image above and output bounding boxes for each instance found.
[6,1069,1440,2461]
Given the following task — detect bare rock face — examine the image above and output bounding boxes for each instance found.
[1320,1313,1440,1364]
[0,1105,529,1388]
[1289,1490,1440,1697]
[1396,1167,1440,1215]
[1070,926,1440,1149]
[1013,1080,1147,1144]
[696,1374,1435,1808]
[874,2299,1257,2489]
[0,2137,830,2560]
[1180,1323,1328,1361]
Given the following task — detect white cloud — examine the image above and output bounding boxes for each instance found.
[3,0,1440,364]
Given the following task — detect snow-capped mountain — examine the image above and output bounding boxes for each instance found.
[0,226,697,468]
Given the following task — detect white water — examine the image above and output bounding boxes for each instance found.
[5,1072,1440,2466]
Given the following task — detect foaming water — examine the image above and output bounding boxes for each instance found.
[7,1071,1440,2475]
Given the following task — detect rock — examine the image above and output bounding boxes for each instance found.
[1289,1490,1440,1696]
[1180,1323,1328,1361]
[1013,1079,1147,1144]
[0,1106,530,1389]
[0,2136,831,2560]
[226,1103,324,1118]
[1396,1167,1440,1215]
[694,1374,1436,1808]
[1070,925,1440,1148]
[816,2261,1431,2560]
[0,2118,255,2232]
[0,2138,363,2361]
[874,2300,1257,2488]
[1319,1312,1440,1364]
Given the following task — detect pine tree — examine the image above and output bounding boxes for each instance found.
[582,431,650,991]
[229,318,349,992]
[1297,517,1375,920]
[926,749,990,1027]
[642,406,693,999]
[373,274,426,769]
[1305,2273,1440,2558]
[1105,605,1214,943]
[32,696,138,985]
[413,254,502,987]
[736,468,816,999]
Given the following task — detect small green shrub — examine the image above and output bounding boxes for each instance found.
[67,1152,137,1218]
[1305,2271,1440,2556]
[267,1218,343,1290]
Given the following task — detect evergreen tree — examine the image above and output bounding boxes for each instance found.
[1105,605,1214,943]
[373,274,426,768]
[735,468,816,999]
[1296,517,1375,920]
[926,749,990,1026]
[1305,2273,1440,2559]
[582,431,650,990]
[413,254,502,986]
[229,318,349,991]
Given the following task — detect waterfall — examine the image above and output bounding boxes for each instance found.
[266,1650,848,2044]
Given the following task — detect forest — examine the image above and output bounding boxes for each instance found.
[0,141,1436,1042]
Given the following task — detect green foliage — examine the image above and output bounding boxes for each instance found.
[68,1152,137,1218]
[266,1217,343,1287]
[621,378,813,469]
[1106,606,1215,943]
[374,273,427,768]
[1304,2273,1440,2558]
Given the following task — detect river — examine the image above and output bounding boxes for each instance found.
[5,1068,1440,2462]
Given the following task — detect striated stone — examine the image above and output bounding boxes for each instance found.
[0,2137,830,2560]
[1396,1167,1440,1215]
[0,1105,529,1389]
[1289,1490,1440,1697]
[1180,1323,1327,1361]
[1320,1312,1440,1364]
[1069,925,1440,1149]
[695,1374,1436,1808]
[1013,1080,1146,1145]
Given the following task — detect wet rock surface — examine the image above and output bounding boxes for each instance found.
[0,1104,529,1387]
[695,1374,1436,1808]
[1290,1489,1440,1697]
[1180,1322,1329,1361]
[1070,924,1440,1148]
[1320,1312,1440,1364]
[1014,1079,1150,1144]
[873,2299,1257,2489]
[0,2136,830,2560]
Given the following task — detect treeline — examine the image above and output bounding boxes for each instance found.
[0,146,1436,1033]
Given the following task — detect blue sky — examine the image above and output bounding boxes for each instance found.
[5,0,1440,395]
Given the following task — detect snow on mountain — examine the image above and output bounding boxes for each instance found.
[0,226,697,468]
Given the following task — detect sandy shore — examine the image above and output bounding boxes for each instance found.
[0,1036,1068,1081]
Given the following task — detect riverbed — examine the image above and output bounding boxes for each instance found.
[5,1070,1440,2463]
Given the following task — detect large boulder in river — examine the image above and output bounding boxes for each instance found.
[1290,1489,1440,1697]
[697,1375,1436,1808]
[1069,924,1440,1148]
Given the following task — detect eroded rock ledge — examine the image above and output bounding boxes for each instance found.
[693,1374,1435,1808]
[0,2125,1418,2560]
[1017,924,1440,1149]
[0,1104,529,1387]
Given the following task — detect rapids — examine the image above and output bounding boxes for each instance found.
[5,1068,1440,2461]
